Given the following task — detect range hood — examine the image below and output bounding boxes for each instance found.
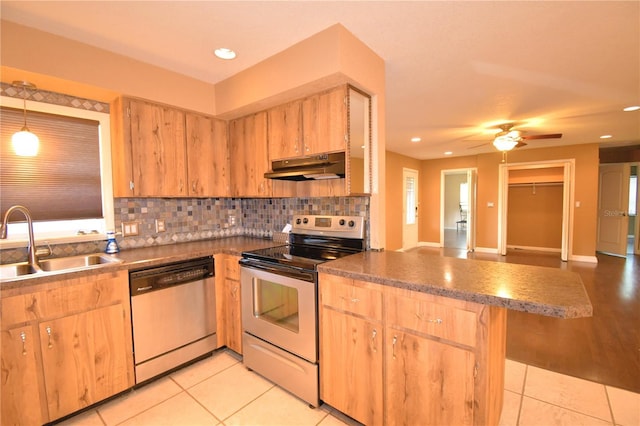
[264,152,345,181]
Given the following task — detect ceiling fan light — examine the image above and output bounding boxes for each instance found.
[493,135,518,151]
[12,127,39,156]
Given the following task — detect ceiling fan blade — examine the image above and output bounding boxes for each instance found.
[515,141,528,148]
[521,133,562,140]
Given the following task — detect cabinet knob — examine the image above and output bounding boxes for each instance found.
[392,335,398,359]
[371,329,378,353]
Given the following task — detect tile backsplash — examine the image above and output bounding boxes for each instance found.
[0,196,370,263]
[115,196,370,249]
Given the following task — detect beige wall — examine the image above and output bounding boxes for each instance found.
[386,144,599,256]
[385,151,421,251]
[1,21,216,114]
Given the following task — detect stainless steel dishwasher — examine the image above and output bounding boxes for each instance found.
[129,256,216,384]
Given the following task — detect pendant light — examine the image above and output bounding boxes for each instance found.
[11,81,39,157]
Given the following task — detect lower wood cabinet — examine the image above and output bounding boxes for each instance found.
[1,270,134,426]
[215,254,243,354]
[319,272,506,426]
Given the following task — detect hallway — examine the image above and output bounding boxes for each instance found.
[408,246,640,394]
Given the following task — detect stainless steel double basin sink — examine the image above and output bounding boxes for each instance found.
[0,253,123,280]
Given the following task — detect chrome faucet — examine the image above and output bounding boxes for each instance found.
[1,205,40,267]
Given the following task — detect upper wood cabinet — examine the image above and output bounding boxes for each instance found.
[229,111,272,197]
[186,113,229,197]
[129,99,188,197]
[268,86,347,161]
[111,97,229,198]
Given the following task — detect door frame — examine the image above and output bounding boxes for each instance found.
[498,159,574,261]
[440,168,477,251]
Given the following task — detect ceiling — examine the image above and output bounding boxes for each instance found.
[2,1,639,160]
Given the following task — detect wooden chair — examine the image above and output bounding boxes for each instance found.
[456,204,467,231]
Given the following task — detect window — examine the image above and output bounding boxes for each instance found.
[630,175,637,216]
[0,95,113,246]
[405,175,416,225]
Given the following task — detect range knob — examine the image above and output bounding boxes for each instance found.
[296,218,302,225]
[339,219,346,226]
[303,217,309,224]
[348,220,355,227]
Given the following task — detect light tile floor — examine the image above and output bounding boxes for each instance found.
[59,350,639,426]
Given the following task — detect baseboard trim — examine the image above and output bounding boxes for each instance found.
[569,254,598,264]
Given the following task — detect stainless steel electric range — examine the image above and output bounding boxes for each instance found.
[239,214,365,407]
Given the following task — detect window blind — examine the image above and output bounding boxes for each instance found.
[1,106,103,221]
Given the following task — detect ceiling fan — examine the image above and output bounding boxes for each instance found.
[490,123,562,152]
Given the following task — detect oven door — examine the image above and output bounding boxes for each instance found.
[240,263,317,363]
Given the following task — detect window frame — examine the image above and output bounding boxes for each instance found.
[0,95,114,248]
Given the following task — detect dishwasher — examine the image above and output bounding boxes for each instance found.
[129,256,217,384]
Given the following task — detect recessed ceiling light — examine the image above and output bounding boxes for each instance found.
[411,137,421,143]
[444,151,453,155]
[600,135,613,139]
[623,105,640,112]
[214,48,236,60]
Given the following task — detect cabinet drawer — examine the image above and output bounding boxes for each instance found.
[1,270,128,327]
[386,292,478,347]
[320,273,382,320]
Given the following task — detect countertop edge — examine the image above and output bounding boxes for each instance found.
[317,263,593,320]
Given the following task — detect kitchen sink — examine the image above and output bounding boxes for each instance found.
[1,254,123,280]
[0,262,42,279]
[39,253,123,272]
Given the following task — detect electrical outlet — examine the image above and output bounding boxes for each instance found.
[156,219,166,233]
[229,215,236,226]
[122,221,139,236]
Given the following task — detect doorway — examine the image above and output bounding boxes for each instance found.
[402,168,419,250]
[498,160,573,261]
[441,168,477,251]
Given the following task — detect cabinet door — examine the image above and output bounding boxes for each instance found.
[224,255,243,354]
[130,100,187,196]
[1,325,47,426]
[302,86,347,156]
[39,304,131,420]
[186,113,229,196]
[320,308,383,426]
[229,112,271,197]
[385,330,476,426]
[267,100,302,160]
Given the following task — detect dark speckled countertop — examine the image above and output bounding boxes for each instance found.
[0,237,276,294]
[317,251,593,319]
[2,238,593,319]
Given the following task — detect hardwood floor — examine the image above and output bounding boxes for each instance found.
[410,238,640,393]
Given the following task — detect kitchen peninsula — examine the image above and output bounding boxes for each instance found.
[317,250,592,425]
[1,240,592,426]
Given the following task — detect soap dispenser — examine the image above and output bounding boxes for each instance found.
[105,231,120,254]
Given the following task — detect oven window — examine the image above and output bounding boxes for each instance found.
[253,278,299,333]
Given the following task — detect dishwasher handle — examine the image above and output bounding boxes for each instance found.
[130,256,214,296]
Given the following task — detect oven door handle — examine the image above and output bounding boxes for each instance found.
[239,259,315,282]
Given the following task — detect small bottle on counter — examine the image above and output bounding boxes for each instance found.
[105,231,120,254]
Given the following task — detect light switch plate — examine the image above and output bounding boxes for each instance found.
[122,221,139,236]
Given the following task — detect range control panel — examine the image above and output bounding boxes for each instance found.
[292,215,364,239]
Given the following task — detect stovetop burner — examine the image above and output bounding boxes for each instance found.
[242,244,357,270]
[241,214,365,271]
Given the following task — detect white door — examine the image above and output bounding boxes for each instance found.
[596,163,630,256]
[402,168,419,250]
